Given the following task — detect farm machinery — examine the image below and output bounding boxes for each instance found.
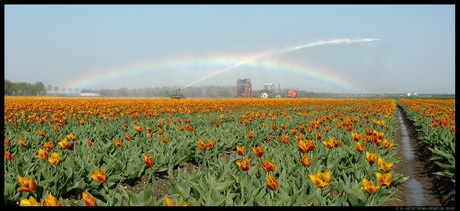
[259,82,297,99]
[170,88,186,99]
[233,78,297,99]
[233,78,256,98]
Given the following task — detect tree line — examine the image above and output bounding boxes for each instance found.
[4,79,322,98]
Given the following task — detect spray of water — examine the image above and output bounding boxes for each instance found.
[181,38,380,89]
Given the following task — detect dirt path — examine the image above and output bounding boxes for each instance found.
[384,104,455,206]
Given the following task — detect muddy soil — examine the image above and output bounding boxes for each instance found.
[383,104,455,207]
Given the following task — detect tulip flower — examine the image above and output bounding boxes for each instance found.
[17,176,37,193]
[19,139,27,147]
[20,196,41,206]
[114,139,123,147]
[235,157,250,171]
[87,140,92,147]
[42,193,62,206]
[378,157,393,172]
[134,125,142,133]
[165,195,189,206]
[245,130,253,139]
[266,173,279,191]
[323,137,335,149]
[352,132,362,141]
[259,159,275,172]
[160,136,167,143]
[82,192,97,206]
[300,154,313,168]
[48,152,61,165]
[36,148,49,160]
[290,128,297,135]
[280,134,290,144]
[144,155,154,167]
[298,140,308,153]
[4,140,11,146]
[38,130,46,137]
[376,172,392,186]
[315,132,322,140]
[42,142,53,152]
[207,139,215,149]
[361,178,380,194]
[58,138,71,149]
[305,140,316,151]
[5,150,12,161]
[252,145,264,157]
[66,133,76,141]
[91,167,108,183]
[356,142,365,153]
[197,139,207,151]
[366,151,378,164]
[125,134,132,141]
[236,145,244,155]
[309,171,331,189]
[382,139,394,149]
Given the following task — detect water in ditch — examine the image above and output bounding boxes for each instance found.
[397,107,428,206]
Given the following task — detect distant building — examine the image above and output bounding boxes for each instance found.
[406,92,418,97]
[80,89,100,97]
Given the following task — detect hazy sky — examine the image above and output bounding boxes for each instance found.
[4,5,455,94]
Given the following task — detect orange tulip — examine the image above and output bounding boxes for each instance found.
[48,152,61,165]
[266,173,279,191]
[298,140,308,153]
[19,196,41,206]
[305,140,316,151]
[36,148,48,160]
[58,138,71,149]
[91,167,107,183]
[356,142,365,153]
[207,139,215,149]
[125,134,132,141]
[144,155,154,167]
[245,130,253,139]
[315,132,322,140]
[66,133,76,141]
[42,142,53,152]
[114,139,123,147]
[309,171,331,189]
[42,193,62,206]
[376,172,392,186]
[134,125,142,133]
[378,157,393,172]
[323,137,335,149]
[82,192,97,206]
[197,139,207,151]
[352,132,362,141]
[382,139,394,149]
[361,178,380,194]
[17,176,37,193]
[300,154,313,168]
[87,140,92,147]
[290,128,297,135]
[280,134,290,144]
[5,150,12,161]
[160,136,167,143]
[259,159,275,172]
[366,151,378,164]
[236,145,244,155]
[252,145,264,157]
[19,139,27,147]
[38,130,46,137]
[235,157,250,171]
[165,195,189,206]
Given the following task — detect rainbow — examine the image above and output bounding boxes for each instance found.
[65,55,364,93]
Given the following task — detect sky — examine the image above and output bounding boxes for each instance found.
[4,4,456,94]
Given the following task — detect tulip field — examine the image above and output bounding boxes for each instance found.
[3,96,453,206]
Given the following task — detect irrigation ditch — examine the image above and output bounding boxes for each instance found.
[384,102,455,207]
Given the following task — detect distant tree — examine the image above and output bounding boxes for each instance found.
[54,86,59,94]
[47,84,53,94]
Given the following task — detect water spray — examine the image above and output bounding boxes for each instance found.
[180,38,380,90]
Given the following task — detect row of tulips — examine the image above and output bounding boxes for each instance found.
[397,98,455,183]
[4,97,408,206]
